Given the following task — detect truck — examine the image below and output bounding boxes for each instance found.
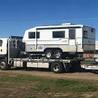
[0,23,96,73]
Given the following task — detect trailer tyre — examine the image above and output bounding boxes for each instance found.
[51,62,64,73]
[0,60,8,70]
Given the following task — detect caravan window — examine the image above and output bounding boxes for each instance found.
[29,32,40,39]
[0,40,3,46]
[53,31,65,38]
[69,29,75,39]
[29,32,35,38]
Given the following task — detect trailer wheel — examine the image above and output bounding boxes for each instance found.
[53,49,62,59]
[0,60,8,70]
[45,49,53,59]
[51,62,64,73]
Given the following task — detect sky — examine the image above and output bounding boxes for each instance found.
[0,0,98,40]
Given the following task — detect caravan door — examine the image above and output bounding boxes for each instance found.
[69,29,76,52]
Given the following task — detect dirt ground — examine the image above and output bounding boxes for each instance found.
[1,69,98,98]
[0,69,98,80]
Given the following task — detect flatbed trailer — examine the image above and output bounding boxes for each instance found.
[1,56,80,73]
[13,58,71,72]
[0,36,82,73]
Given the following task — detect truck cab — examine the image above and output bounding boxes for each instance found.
[0,36,24,61]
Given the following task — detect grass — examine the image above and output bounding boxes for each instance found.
[0,73,98,98]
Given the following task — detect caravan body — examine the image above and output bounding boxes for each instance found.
[23,23,95,58]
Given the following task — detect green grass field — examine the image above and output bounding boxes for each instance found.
[0,73,98,98]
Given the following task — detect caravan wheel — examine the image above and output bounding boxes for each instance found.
[45,49,53,59]
[53,49,62,59]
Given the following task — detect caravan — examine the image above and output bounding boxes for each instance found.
[23,23,95,59]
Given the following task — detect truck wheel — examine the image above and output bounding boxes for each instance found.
[45,49,53,59]
[0,60,8,70]
[51,62,64,73]
[53,49,62,59]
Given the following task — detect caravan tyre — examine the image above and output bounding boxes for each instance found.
[53,49,62,59]
[45,49,53,59]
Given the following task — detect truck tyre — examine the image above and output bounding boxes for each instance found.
[0,60,8,70]
[53,49,62,59]
[51,62,64,73]
[45,49,53,59]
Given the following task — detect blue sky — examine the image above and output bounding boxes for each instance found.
[0,0,98,39]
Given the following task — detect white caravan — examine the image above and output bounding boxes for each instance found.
[23,23,95,59]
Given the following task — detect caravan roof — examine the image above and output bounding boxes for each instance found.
[26,23,84,31]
